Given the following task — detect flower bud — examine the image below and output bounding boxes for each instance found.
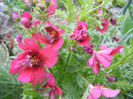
[110,15,117,25]
[106,74,114,82]
[16,34,22,43]
[83,44,93,55]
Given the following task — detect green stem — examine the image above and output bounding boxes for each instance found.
[106,51,133,71]
[86,1,104,15]
[37,19,45,32]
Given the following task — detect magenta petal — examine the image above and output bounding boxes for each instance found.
[39,48,58,68]
[101,88,120,98]
[18,66,46,85]
[94,52,112,68]
[45,38,64,50]
[47,72,55,86]
[32,32,48,44]
[110,46,123,56]
[10,51,30,74]
[92,61,100,74]
[19,38,40,51]
[54,85,63,96]
[88,56,95,66]
[100,43,108,50]
[77,35,91,46]
[88,88,101,99]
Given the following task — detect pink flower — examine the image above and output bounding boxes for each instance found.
[43,72,62,99]
[113,36,120,42]
[60,19,67,25]
[32,21,64,50]
[24,0,31,4]
[12,12,19,20]
[87,84,120,99]
[70,21,90,46]
[106,74,114,82]
[16,34,22,43]
[71,46,75,51]
[48,0,57,15]
[20,11,32,28]
[97,17,109,33]
[97,9,102,15]
[33,19,42,28]
[10,38,58,85]
[110,15,117,25]
[83,44,93,55]
[88,44,123,74]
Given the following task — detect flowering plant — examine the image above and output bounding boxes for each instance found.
[3,0,133,99]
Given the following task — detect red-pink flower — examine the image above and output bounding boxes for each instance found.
[70,21,90,46]
[43,72,62,99]
[97,9,102,15]
[32,21,64,50]
[110,15,117,25]
[97,17,109,33]
[33,19,42,28]
[48,0,57,15]
[106,74,114,82]
[88,44,123,74]
[10,38,58,85]
[12,12,19,20]
[20,11,32,28]
[113,36,120,42]
[87,84,120,99]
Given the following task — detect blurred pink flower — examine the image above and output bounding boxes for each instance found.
[106,74,114,82]
[48,0,57,15]
[110,15,117,25]
[88,44,123,74]
[20,11,32,28]
[70,21,90,46]
[33,19,42,28]
[97,17,109,33]
[87,84,120,99]
[97,9,102,15]
[113,36,120,42]
[43,72,63,99]
[83,44,93,55]
[13,12,19,20]
[16,34,22,43]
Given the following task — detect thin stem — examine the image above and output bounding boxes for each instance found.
[37,19,45,32]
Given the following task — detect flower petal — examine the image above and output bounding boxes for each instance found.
[101,88,120,98]
[39,48,59,68]
[94,52,112,68]
[10,51,30,74]
[77,35,91,46]
[18,66,46,85]
[18,38,40,51]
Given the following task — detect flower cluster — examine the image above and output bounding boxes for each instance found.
[10,0,124,98]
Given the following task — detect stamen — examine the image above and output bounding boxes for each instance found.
[31,56,40,65]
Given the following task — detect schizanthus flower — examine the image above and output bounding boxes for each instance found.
[10,38,58,85]
[42,72,62,99]
[32,21,64,50]
[20,11,32,28]
[70,21,90,46]
[97,17,109,33]
[13,12,19,20]
[87,84,120,99]
[88,44,123,74]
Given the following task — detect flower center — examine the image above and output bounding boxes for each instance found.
[50,31,56,38]
[31,56,40,65]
